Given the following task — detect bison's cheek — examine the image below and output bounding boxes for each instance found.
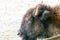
[48,24,60,37]
[27,23,44,38]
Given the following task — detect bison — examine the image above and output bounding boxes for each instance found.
[17,4,60,40]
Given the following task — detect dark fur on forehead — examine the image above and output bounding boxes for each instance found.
[23,4,53,20]
[34,4,53,11]
[24,4,53,18]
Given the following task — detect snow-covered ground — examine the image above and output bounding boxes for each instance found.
[0,0,60,40]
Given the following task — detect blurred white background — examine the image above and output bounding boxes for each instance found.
[0,0,60,40]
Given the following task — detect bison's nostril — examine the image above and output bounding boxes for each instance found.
[17,33,20,35]
[17,32,22,35]
[17,33,23,37]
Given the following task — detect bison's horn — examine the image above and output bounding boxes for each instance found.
[35,7,39,16]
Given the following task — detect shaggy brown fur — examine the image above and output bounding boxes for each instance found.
[47,5,60,37]
[17,4,60,40]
